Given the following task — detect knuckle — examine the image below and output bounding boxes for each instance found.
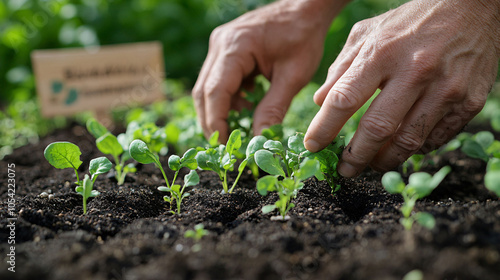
[260,105,287,123]
[392,131,423,154]
[324,83,362,112]
[359,114,397,144]
[462,95,486,115]
[405,51,440,83]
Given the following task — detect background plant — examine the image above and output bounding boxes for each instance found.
[86,118,136,185]
[381,166,451,230]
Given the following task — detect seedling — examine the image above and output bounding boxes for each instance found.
[86,118,137,185]
[196,129,248,194]
[302,135,344,192]
[382,166,451,230]
[254,134,320,219]
[158,170,199,214]
[131,121,168,156]
[129,140,199,213]
[44,142,83,185]
[44,142,111,214]
[184,223,209,241]
[75,157,112,214]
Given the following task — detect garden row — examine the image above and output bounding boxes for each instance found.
[43,117,500,231]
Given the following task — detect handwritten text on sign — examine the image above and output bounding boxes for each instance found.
[31,42,165,117]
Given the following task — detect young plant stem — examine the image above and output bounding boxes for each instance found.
[223,170,228,194]
[229,171,243,194]
[157,163,170,188]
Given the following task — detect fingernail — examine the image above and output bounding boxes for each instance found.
[304,139,320,152]
[338,162,358,178]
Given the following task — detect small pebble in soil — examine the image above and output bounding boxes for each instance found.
[48,194,55,200]
[175,244,184,252]
[40,192,49,198]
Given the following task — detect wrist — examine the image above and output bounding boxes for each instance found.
[286,0,351,33]
[464,0,500,56]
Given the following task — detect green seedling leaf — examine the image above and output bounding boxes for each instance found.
[263,140,284,154]
[165,122,181,144]
[86,118,109,139]
[129,139,159,165]
[89,157,112,178]
[255,150,286,177]
[168,155,181,171]
[226,129,242,154]
[208,131,219,147]
[461,139,489,162]
[487,157,500,172]
[261,124,283,141]
[96,133,123,157]
[184,170,199,187]
[44,142,83,170]
[407,172,433,198]
[246,135,267,158]
[158,186,169,192]
[486,140,500,158]
[183,148,198,160]
[440,138,461,154]
[382,172,405,194]
[414,212,436,229]
[294,158,319,181]
[485,170,500,197]
[428,166,451,189]
[262,204,277,214]
[473,131,494,150]
[257,175,278,196]
[288,133,306,154]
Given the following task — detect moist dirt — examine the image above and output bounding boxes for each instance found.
[1,124,499,280]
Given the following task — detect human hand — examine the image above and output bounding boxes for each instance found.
[193,0,349,141]
[304,0,500,177]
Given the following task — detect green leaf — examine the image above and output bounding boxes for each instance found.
[181,158,198,170]
[226,129,242,154]
[208,131,219,147]
[440,138,461,154]
[238,158,248,173]
[165,122,180,144]
[414,212,436,229]
[407,172,433,198]
[129,139,158,165]
[263,140,284,154]
[246,135,267,158]
[288,133,306,154]
[256,175,278,196]
[261,124,283,141]
[86,118,109,139]
[158,186,169,192]
[255,150,286,176]
[168,155,181,171]
[89,157,112,177]
[184,170,199,187]
[96,133,123,157]
[428,166,451,190]
[473,131,494,150]
[294,158,320,181]
[262,204,277,214]
[83,174,93,200]
[381,172,405,194]
[487,157,500,172]
[182,148,198,160]
[44,142,82,170]
[485,170,500,197]
[461,139,489,162]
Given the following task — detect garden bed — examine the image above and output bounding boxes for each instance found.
[1,123,499,280]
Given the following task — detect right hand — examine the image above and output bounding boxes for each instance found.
[193,0,347,141]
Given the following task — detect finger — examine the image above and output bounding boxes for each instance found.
[253,66,307,134]
[314,35,366,106]
[304,60,382,154]
[193,51,219,139]
[336,80,422,177]
[369,95,448,171]
[204,54,255,141]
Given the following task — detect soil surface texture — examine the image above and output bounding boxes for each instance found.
[1,124,499,280]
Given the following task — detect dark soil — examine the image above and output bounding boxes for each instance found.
[1,124,499,280]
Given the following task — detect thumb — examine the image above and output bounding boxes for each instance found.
[253,70,306,135]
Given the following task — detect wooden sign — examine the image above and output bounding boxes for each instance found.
[31,42,165,117]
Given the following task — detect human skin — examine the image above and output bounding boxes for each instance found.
[194,0,500,177]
